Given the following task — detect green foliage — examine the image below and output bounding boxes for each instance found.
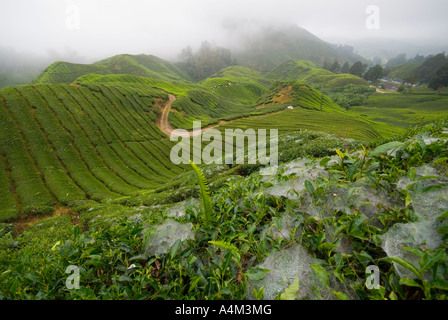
[1,48,447,302]
[321,84,375,109]
[364,65,384,84]
[349,61,367,78]
[0,81,188,220]
[416,53,448,83]
[190,161,214,225]
[387,62,421,80]
[0,122,447,300]
[429,62,448,91]
[177,42,234,81]
[276,276,300,300]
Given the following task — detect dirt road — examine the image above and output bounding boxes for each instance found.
[156,94,214,137]
[156,94,286,138]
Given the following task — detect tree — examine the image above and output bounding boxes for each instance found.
[364,65,384,84]
[177,42,235,81]
[386,53,407,67]
[323,60,333,71]
[403,76,418,94]
[428,62,448,93]
[410,54,426,63]
[349,61,365,77]
[177,46,195,79]
[373,56,382,66]
[329,61,341,73]
[416,53,447,83]
[341,62,350,74]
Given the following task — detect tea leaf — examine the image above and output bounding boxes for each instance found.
[169,239,181,259]
[336,150,345,159]
[399,278,421,288]
[429,279,448,290]
[278,275,300,300]
[312,264,329,288]
[370,141,404,157]
[384,256,422,280]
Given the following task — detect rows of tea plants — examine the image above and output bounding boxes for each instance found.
[0,82,186,221]
[32,61,110,84]
[0,122,446,300]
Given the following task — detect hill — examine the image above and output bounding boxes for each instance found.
[387,62,422,80]
[385,53,448,83]
[267,60,368,88]
[74,72,278,130]
[1,52,433,223]
[32,54,191,85]
[0,82,187,220]
[233,25,365,73]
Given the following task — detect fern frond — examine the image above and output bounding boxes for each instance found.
[190,161,214,224]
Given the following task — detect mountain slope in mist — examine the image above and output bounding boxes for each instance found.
[232,25,365,73]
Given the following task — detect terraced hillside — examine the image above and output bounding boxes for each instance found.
[0,82,186,221]
[0,54,405,222]
[267,60,368,88]
[32,54,191,85]
[351,86,448,129]
[74,69,282,130]
[216,83,384,142]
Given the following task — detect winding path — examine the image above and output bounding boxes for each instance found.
[155,94,287,138]
[156,94,214,137]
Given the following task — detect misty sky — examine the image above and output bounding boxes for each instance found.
[1,0,448,62]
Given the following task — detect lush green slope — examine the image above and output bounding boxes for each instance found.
[216,106,382,142]
[0,82,186,221]
[74,72,397,141]
[351,86,448,129]
[31,61,111,84]
[74,71,279,130]
[3,56,442,222]
[267,60,368,88]
[32,54,191,85]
